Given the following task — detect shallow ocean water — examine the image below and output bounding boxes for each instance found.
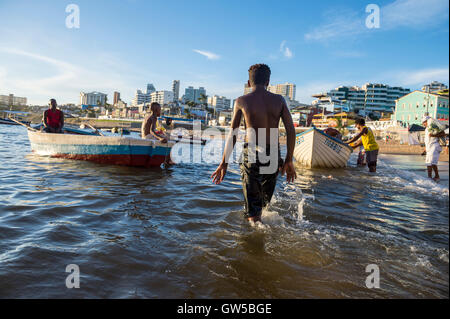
[0,125,448,298]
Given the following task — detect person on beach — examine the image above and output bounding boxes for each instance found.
[211,64,297,224]
[43,99,64,133]
[346,118,379,172]
[422,116,445,182]
[141,102,168,143]
[445,128,449,155]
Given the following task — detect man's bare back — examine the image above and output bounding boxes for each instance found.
[236,89,286,145]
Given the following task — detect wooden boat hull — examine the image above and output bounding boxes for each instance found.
[294,128,353,168]
[28,130,173,167]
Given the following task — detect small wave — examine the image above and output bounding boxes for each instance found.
[378,162,449,198]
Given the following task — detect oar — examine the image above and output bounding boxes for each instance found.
[8,116,37,132]
[85,123,104,136]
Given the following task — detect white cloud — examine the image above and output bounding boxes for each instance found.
[305,0,449,42]
[304,10,363,42]
[382,0,449,29]
[388,67,449,86]
[280,41,294,59]
[193,49,221,60]
[0,48,137,104]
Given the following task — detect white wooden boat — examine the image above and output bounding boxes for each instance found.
[27,129,174,167]
[294,127,353,168]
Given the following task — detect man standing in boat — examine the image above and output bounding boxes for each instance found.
[43,99,64,133]
[346,118,379,172]
[211,64,297,224]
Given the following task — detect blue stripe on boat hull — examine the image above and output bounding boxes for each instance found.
[30,143,170,157]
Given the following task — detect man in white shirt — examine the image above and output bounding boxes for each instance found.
[422,116,445,182]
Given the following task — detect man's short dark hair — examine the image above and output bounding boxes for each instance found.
[248,64,271,86]
[355,118,365,126]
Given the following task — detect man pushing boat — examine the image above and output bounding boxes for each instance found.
[345,118,379,172]
[211,64,297,224]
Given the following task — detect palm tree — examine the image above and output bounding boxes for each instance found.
[199,93,208,108]
[187,101,196,108]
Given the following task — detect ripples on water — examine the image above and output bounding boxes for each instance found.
[0,125,448,298]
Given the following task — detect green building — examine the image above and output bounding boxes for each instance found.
[394,90,449,126]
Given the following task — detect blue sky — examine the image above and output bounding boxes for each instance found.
[0,0,448,105]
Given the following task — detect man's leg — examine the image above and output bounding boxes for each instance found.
[432,165,440,180]
[261,155,282,208]
[427,166,433,178]
[261,172,278,208]
[366,150,378,173]
[241,162,263,222]
[431,149,441,180]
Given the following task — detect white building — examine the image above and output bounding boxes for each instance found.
[80,92,107,106]
[422,81,448,93]
[151,91,174,106]
[244,82,296,101]
[315,83,410,113]
[267,83,296,101]
[0,94,27,106]
[131,84,157,106]
[207,95,231,110]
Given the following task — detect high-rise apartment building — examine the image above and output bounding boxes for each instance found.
[172,80,180,102]
[317,83,410,112]
[150,91,174,106]
[113,91,121,105]
[184,86,206,104]
[244,82,296,101]
[146,84,156,94]
[132,90,151,106]
[0,94,27,106]
[207,95,231,110]
[131,83,157,106]
[267,83,296,101]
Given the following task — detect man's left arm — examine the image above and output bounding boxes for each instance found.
[60,111,64,130]
[280,99,297,183]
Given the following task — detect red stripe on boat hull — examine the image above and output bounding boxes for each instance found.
[50,153,166,167]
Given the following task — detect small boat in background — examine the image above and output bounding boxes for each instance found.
[27,129,173,167]
[0,111,31,126]
[294,127,353,168]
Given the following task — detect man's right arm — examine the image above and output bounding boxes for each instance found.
[43,110,48,127]
[211,98,243,184]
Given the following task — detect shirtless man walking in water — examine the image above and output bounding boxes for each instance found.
[211,64,297,223]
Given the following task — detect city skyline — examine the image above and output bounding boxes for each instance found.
[0,0,448,105]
